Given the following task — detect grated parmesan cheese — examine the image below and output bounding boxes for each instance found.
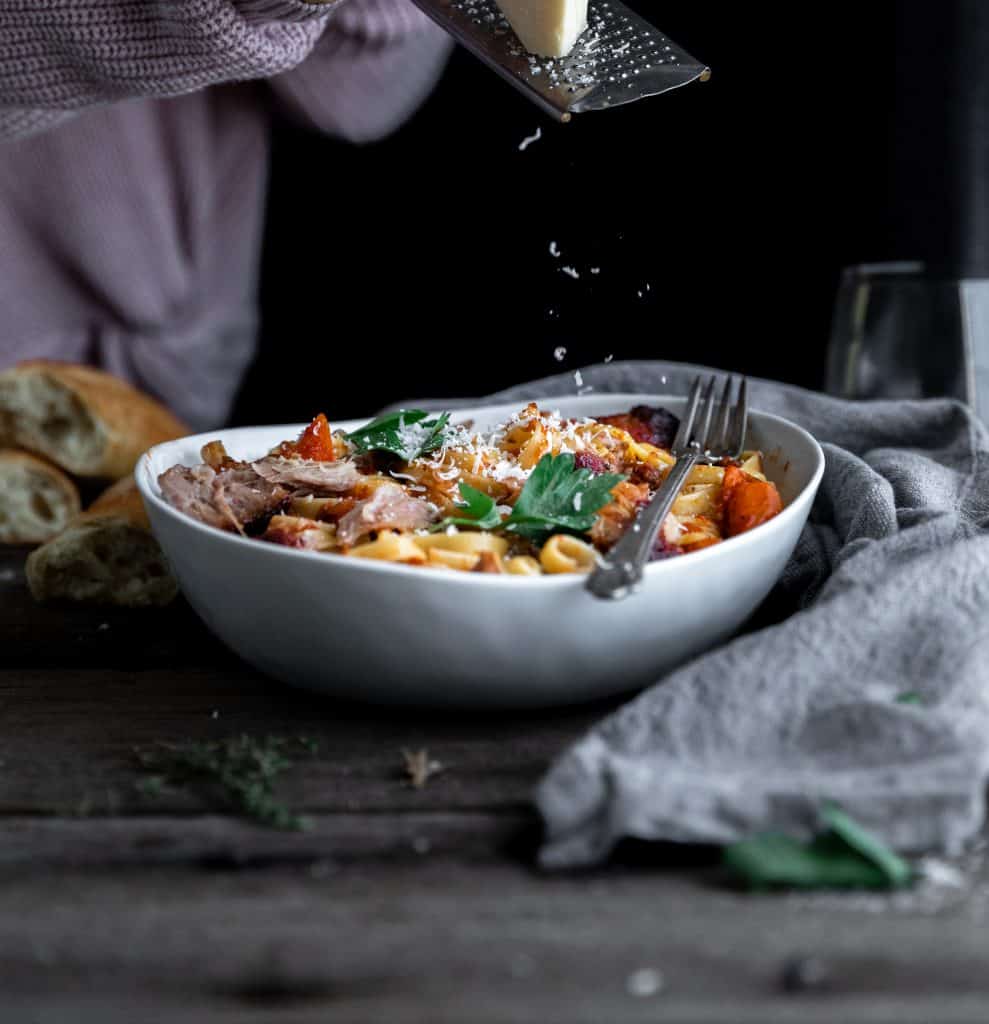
[518,127,542,151]
[407,405,605,496]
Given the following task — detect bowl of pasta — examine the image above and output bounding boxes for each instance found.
[137,394,824,708]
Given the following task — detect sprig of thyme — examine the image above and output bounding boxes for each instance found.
[135,734,319,831]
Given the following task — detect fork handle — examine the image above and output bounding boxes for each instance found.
[585,452,700,600]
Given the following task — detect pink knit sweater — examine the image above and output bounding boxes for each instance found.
[0,0,451,427]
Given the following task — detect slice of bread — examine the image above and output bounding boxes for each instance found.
[0,361,188,479]
[26,477,178,607]
[0,449,81,544]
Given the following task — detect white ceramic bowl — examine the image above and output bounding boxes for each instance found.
[137,395,824,708]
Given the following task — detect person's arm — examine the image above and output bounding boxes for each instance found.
[0,0,339,140]
[267,0,454,144]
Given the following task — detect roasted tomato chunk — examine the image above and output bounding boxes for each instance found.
[598,406,680,449]
[295,413,335,461]
[597,413,652,443]
[722,464,783,537]
[628,405,680,449]
[272,413,336,461]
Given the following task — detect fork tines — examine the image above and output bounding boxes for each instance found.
[676,374,748,459]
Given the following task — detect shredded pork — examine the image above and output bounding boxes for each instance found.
[337,482,437,548]
[158,464,289,533]
[251,457,359,491]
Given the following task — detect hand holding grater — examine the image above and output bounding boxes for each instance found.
[409,0,710,121]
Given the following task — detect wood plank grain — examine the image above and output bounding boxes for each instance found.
[1,546,229,670]
[0,859,986,1023]
[7,991,989,1024]
[6,539,989,1024]
[0,812,533,866]
[0,667,610,816]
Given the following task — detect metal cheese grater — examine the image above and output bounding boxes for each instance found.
[409,0,710,121]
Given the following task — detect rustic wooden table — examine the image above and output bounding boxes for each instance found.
[2,544,987,1022]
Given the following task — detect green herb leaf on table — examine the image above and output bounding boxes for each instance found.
[502,453,626,542]
[297,735,321,756]
[722,804,913,891]
[432,483,503,532]
[895,691,924,705]
[820,802,913,888]
[346,410,451,462]
[135,734,314,831]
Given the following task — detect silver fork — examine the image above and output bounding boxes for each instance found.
[586,375,749,600]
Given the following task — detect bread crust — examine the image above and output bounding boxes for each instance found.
[0,448,81,544]
[25,476,177,606]
[78,474,151,530]
[0,361,188,479]
[0,448,80,489]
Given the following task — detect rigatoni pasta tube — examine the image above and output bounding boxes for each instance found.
[504,556,542,576]
[540,534,598,574]
[346,532,426,564]
[415,531,508,556]
[427,548,480,572]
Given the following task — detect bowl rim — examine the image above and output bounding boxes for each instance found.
[135,394,825,589]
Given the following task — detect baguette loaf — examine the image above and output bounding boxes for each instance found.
[0,361,188,479]
[0,449,81,544]
[26,477,178,607]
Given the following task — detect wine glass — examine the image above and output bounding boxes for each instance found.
[825,262,989,419]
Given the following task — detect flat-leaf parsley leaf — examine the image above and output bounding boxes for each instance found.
[502,453,625,542]
[433,453,625,541]
[346,410,451,462]
[431,483,503,532]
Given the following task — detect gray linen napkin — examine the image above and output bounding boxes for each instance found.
[472,361,989,868]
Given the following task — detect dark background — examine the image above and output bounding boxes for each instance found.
[231,0,953,425]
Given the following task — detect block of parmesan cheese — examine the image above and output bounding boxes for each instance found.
[496,0,588,58]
